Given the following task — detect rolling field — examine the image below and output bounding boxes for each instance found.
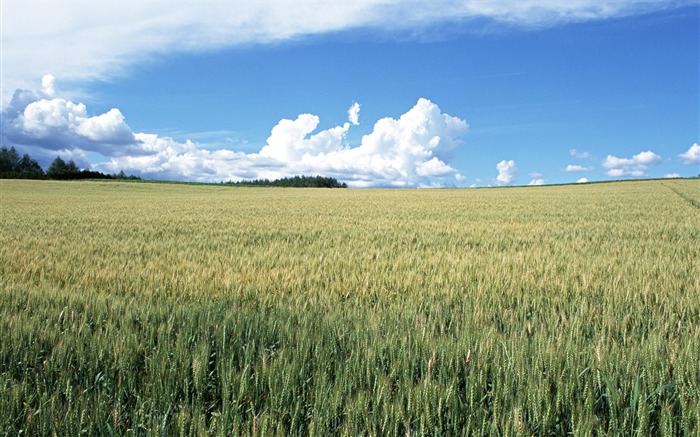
[1,179,698,435]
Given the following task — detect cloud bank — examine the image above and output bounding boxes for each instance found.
[1,77,468,187]
[3,0,693,101]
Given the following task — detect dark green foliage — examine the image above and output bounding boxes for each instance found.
[113,170,142,180]
[0,146,20,172]
[226,175,347,188]
[44,155,141,180]
[0,146,45,179]
[46,156,71,179]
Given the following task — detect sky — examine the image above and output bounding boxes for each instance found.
[2,0,698,187]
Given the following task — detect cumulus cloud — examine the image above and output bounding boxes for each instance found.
[679,143,700,165]
[576,177,588,183]
[663,173,681,178]
[3,83,138,156]
[1,77,468,187]
[495,159,517,185]
[258,114,349,162]
[416,157,455,177]
[4,0,693,102]
[528,178,545,186]
[602,150,662,177]
[287,97,469,187]
[564,164,593,172]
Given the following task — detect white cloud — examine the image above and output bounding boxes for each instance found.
[564,164,593,172]
[495,159,517,185]
[1,78,469,187]
[679,143,700,165]
[569,148,594,160]
[602,150,662,177]
[348,102,361,126]
[576,177,588,183]
[527,171,545,185]
[663,173,681,178]
[41,74,57,97]
[416,157,457,177]
[4,87,138,156]
[75,109,136,145]
[258,114,349,162]
[308,98,467,186]
[633,150,663,165]
[3,0,693,102]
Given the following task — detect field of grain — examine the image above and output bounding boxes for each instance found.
[1,179,698,435]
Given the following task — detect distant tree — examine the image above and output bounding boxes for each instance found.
[1,148,140,181]
[47,156,85,179]
[66,159,79,174]
[47,156,69,179]
[77,169,112,180]
[17,154,43,174]
[111,169,141,180]
[16,154,44,178]
[0,146,45,179]
[0,146,20,173]
[225,175,347,188]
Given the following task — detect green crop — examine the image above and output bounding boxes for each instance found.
[1,179,698,435]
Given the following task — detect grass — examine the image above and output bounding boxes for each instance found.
[1,178,698,435]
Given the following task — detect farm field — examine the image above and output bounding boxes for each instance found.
[1,179,698,435]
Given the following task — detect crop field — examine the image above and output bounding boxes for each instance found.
[1,179,698,435]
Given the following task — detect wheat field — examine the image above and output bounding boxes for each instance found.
[1,179,698,435]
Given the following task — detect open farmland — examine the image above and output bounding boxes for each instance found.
[1,179,698,435]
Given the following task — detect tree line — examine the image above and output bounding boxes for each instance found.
[0,146,140,180]
[225,175,347,188]
[2,146,346,186]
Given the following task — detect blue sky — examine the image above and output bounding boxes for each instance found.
[2,0,698,187]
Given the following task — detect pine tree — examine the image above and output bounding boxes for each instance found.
[47,156,69,179]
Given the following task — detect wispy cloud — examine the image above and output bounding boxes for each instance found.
[527,171,545,186]
[3,0,693,101]
[1,77,468,187]
[564,164,594,172]
[569,148,595,160]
